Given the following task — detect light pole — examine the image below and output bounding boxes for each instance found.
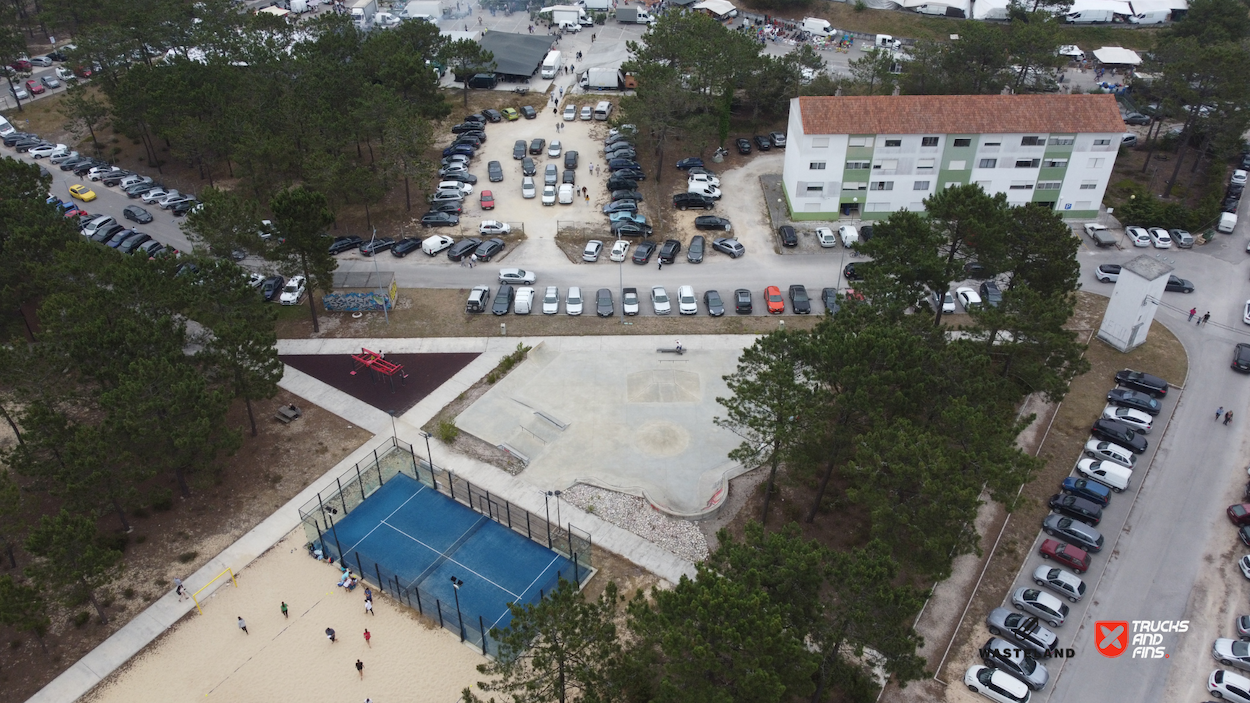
[388,410,397,441]
[543,491,553,548]
[369,227,390,325]
[449,576,465,641]
[418,430,436,487]
[547,490,562,531]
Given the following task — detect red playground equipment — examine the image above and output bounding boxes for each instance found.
[349,348,409,393]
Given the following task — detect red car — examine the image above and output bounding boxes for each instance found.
[765,285,784,314]
[1040,538,1091,573]
[10,59,31,72]
[75,66,92,78]
[26,79,45,95]
[480,190,494,210]
[64,208,87,219]
[1229,504,1250,526]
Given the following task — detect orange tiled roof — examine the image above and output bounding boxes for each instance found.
[798,94,1125,136]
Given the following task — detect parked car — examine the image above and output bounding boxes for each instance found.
[1209,669,1250,703]
[514,287,535,314]
[1125,225,1151,247]
[677,285,698,315]
[650,286,672,315]
[595,288,613,317]
[1230,504,1250,526]
[658,239,681,264]
[1148,227,1172,248]
[446,238,481,261]
[712,238,744,258]
[479,220,510,236]
[765,286,785,314]
[980,637,1049,691]
[421,234,454,255]
[529,138,546,155]
[492,285,515,315]
[475,238,505,261]
[541,286,560,314]
[513,140,526,159]
[279,275,307,305]
[769,131,786,147]
[673,193,715,211]
[1061,477,1111,507]
[704,290,725,317]
[816,227,837,248]
[778,225,798,247]
[421,211,459,227]
[123,205,152,224]
[687,235,705,263]
[789,285,811,314]
[564,151,578,169]
[260,275,285,301]
[1101,405,1153,434]
[488,161,504,181]
[1165,275,1194,293]
[1234,343,1250,373]
[522,176,536,199]
[675,157,704,170]
[695,216,732,231]
[1075,457,1133,493]
[541,185,556,205]
[612,221,651,238]
[1042,514,1104,552]
[620,287,639,316]
[1214,639,1250,674]
[1039,537,1091,573]
[391,238,421,257]
[1032,565,1086,603]
[735,137,752,154]
[963,665,1031,703]
[583,239,603,262]
[735,289,752,314]
[1047,493,1103,526]
[986,607,1058,657]
[1170,228,1194,248]
[566,286,583,315]
[1106,388,1161,415]
[1091,418,1147,453]
[632,240,656,264]
[1116,368,1169,398]
[1013,587,1069,628]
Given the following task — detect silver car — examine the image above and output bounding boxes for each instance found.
[582,240,603,262]
[980,637,1050,691]
[1042,514,1103,553]
[986,607,1057,657]
[1012,587,1069,628]
[1083,439,1136,469]
[1032,565,1086,603]
[1215,638,1250,673]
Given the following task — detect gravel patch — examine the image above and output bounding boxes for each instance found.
[562,484,709,563]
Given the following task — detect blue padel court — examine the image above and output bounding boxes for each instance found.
[332,472,574,633]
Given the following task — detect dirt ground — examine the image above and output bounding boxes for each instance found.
[0,389,372,702]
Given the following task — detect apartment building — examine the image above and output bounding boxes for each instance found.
[781,94,1127,221]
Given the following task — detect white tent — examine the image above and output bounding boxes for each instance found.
[1068,0,1133,13]
[1092,46,1143,65]
[259,5,291,16]
[972,0,1012,20]
[692,0,738,18]
[900,0,970,17]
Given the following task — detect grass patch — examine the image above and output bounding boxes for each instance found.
[72,612,90,628]
[176,550,199,564]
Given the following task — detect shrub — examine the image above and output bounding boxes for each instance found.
[98,532,129,554]
[436,420,460,444]
[854,0,867,10]
[149,487,173,512]
[135,534,147,544]
[124,587,136,599]
[177,551,199,564]
[73,611,90,628]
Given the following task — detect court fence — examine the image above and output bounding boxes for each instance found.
[297,437,594,656]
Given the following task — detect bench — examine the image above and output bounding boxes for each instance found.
[275,405,302,424]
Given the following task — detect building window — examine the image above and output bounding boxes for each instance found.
[983,141,1001,147]
[806,185,825,193]
[1021,136,1044,146]
[870,181,894,191]
[1093,138,1111,146]
[953,138,972,147]
[921,137,939,147]
[1080,181,1097,189]
[1016,159,1040,168]
[846,161,871,170]
[1009,183,1034,190]
[1048,136,1075,146]
[843,182,867,190]
[1088,158,1105,168]
[917,158,935,170]
[812,137,830,148]
[1075,201,1092,210]
[1036,201,1057,209]
[914,180,930,190]
[978,158,997,168]
[1037,181,1062,190]
[810,162,826,170]
[849,137,872,147]
[866,202,890,211]
[949,160,967,170]
[884,139,902,147]
[1043,158,1069,168]
[874,159,898,170]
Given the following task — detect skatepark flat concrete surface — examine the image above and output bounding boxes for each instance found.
[455,341,746,516]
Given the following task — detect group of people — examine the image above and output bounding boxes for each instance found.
[337,565,359,590]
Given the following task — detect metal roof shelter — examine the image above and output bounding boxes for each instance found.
[477,31,555,79]
[1092,46,1143,66]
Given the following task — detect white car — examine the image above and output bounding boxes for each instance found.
[583,240,603,262]
[559,183,574,204]
[651,286,671,315]
[688,172,720,188]
[541,286,560,314]
[566,286,583,315]
[1147,227,1171,248]
[548,140,562,158]
[687,183,721,199]
[498,268,536,285]
[1244,300,1250,325]
[838,225,859,248]
[1125,226,1151,247]
[55,66,75,81]
[1212,668,1250,703]
[438,180,472,197]
[931,290,955,314]
[1075,458,1132,493]
[521,176,536,199]
[563,105,577,121]
[141,188,171,204]
[677,285,697,315]
[119,174,150,188]
[514,287,535,314]
[579,105,593,120]
[622,288,640,315]
[1102,404,1152,433]
[1082,439,1136,469]
[1241,557,1250,581]
[542,185,556,205]
[1032,565,1086,603]
[956,287,982,311]
[29,143,66,158]
[247,272,265,289]
[1214,639,1250,673]
[610,239,630,261]
[279,275,306,305]
[422,234,454,255]
[479,220,511,236]
[1234,170,1249,186]
[964,665,1031,703]
[815,227,837,248]
[11,86,28,100]
[89,167,124,181]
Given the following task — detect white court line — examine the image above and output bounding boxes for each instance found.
[491,553,565,630]
[382,518,523,600]
[339,486,425,556]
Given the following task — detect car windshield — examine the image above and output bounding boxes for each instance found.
[1234,641,1250,657]
[624,292,637,303]
[708,293,721,306]
[569,291,581,304]
[1019,657,1036,674]
[544,291,557,303]
[768,291,782,302]
[654,291,668,303]
[681,292,694,303]
[283,282,299,292]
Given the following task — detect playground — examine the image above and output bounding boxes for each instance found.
[280,349,480,415]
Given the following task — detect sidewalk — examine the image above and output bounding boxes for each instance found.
[31,335,706,703]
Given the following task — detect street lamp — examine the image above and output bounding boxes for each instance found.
[543,491,553,548]
[547,490,562,531]
[449,576,465,641]
[388,410,397,441]
[368,227,390,325]
[418,430,436,487]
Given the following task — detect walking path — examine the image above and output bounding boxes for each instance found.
[31,335,712,703]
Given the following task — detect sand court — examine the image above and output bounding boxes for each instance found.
[84,530,487,703]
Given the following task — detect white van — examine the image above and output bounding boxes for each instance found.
[800,17,834,35]
[540,50,562,79]
[1219,212,1238,234]
[1076,458,1132,493]
[0,116,14,137]
[593,100,612,121]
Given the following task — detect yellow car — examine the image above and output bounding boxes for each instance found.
[69,184,97,202]
[501,107,520,121]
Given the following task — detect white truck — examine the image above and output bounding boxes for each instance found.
[800,17,835,35]
[585,0,610,9]
[399,0,441,21]
[580,67,624,90]
[615,7,654,23]
[289,0,309,13]
[541,50,562,79]
[350,0,378,28]
[1066,7,1115,22]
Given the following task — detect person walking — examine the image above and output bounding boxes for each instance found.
[1203,312,1211,325]
[364,629,372,647]
[658,261,663,271]
[326,627,337,642]
[237,617,249,635]
[1217,406,1225,421]
[281,601,288,618]
[1227,411,1235,425]
[364,588,372,602]
[1189,307,1197,321]
[356,659,365,680]
[365,599,374,616]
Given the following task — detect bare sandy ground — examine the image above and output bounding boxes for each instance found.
[84,530,487,703]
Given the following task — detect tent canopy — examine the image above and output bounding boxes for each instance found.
[692,0,737,16]
[477,31,555,78]
[1092,46,1142,65]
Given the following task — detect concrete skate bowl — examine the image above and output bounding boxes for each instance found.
[454,344,748,516]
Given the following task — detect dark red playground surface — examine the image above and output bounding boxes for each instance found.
[280,353,481,416]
